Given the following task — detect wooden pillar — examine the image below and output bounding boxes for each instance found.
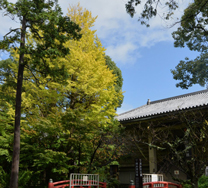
[148,136,157,173]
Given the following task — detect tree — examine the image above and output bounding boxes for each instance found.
[171,53,208,89]
[105,55,123,107]
[0,59,16,187]
[125,0,208,89]
[125,0,179,27]
[0,1,81,187]
[171,0,208,89]
[0,3,124,187]
[172,0,208,53]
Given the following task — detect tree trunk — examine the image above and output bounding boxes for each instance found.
[88,139,102,173]
[9,16,26,188]
[192,177,199,188]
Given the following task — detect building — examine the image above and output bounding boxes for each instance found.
[116,89,208,186]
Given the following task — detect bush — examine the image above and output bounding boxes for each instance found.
[198,175,208,188]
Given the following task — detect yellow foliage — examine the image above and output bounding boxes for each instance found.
[59,4,123,126]
[9,4,122,131]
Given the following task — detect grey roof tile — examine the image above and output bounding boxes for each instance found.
[117,90,208,121]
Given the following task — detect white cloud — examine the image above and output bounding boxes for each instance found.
[0,15,20,36]
[0,0,188,65]
[0,0,20,36]
[106,42,140,65]
[139,28,172,47]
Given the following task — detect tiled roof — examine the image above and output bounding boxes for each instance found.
[117,90,208,122]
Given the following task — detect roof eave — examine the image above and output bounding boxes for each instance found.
[118,104,208,124]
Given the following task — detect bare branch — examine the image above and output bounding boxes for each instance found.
[3,28,21,38]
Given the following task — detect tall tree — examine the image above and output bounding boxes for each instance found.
[171,1,208,89]
[0,1,81,187]
[0,3,123,187]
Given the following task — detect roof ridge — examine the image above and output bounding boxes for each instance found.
[150,89,208,105]
[117,104,146,116]
[117,89,208,116]
[117,89,208,121]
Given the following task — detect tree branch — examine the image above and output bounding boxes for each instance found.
[25,65,40,86]
[3,28,21,38]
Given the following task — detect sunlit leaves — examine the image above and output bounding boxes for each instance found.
[0,3,123,186]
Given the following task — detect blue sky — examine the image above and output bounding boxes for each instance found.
[0,0,203,114]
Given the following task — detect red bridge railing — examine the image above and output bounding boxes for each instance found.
[49,180,182,188]
[48,179,107,188]
[143,181,182,188]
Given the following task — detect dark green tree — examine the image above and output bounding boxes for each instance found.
[172,0,208,53]
[105,55,123,107]
[125,0,179,27]
[171,54,208,89]
[125,0,208,89]
[0,1,81,187]
[171,1,208,89]
[0,59,15,188]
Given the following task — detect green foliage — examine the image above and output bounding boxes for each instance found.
[107,177,120,188]
[0,59,15,175]
[105,55,123,107]
[171,53,208,89]
[182,175,208,188]
[198,175,208,188]
[182,183,193,188]
[0,0,81,187]
[169,0,208,89]
[0,0,81,55]
[125,0,178,27]
[172,0,208,53]
[0,98,13,188]
[0,166,10,188]
[171,0,208,89]
[0,4,124,187]
[18,170,33,188]
[125,1,208,89]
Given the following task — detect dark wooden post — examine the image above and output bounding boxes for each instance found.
[135,159,143,188]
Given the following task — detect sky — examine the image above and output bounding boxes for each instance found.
[0,0,204,114]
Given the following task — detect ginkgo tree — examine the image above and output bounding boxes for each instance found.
[23,3,123,183]
[0,4,124,187]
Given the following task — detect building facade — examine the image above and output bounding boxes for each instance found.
[117,90,208,186]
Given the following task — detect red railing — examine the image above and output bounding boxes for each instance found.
[48,179,107,188]
[143,181,182,188]
[99,182,107,188]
